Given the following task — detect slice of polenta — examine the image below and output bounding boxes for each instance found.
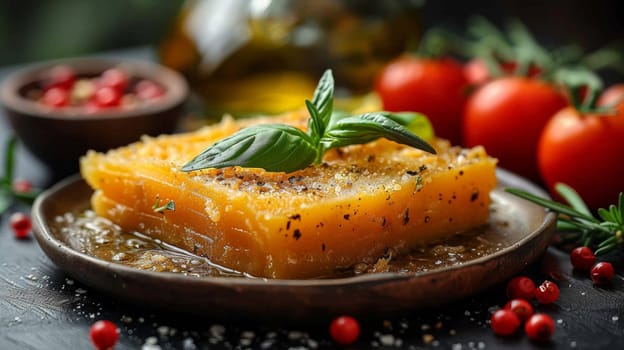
[81,111,497,279]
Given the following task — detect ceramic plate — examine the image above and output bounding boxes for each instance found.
[32,169,556,320]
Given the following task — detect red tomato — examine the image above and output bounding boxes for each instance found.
[464,58,542,86]
[463,77,567,182]
[375,56,468,145]
[597,83,624,109]
[538,106,624,209]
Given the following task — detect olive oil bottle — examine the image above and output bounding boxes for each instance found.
[159,0,423,117]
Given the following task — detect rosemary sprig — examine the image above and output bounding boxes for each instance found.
[0,136,41,215]
[506,183,624,255]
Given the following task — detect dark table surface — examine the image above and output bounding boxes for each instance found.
[1,48,623,350]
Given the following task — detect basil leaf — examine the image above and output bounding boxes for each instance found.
[307,70,334,140]
[182,124,318,173]
[382,112,435,141]
[305,100,322,142]
[321,113,437,154]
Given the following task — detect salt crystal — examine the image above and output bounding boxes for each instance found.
[379,334,394,346]
[288,331,304,340]
[241,331,255,339]
[210,324,225,339]
[157,326,169,337]
[266,332,277,339]
[182,338,197,350]
[260,340,274,349]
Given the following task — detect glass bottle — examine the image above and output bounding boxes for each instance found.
[159,0,423,117]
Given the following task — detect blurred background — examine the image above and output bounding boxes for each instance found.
[1,0,622,119]
[1,0,622,67]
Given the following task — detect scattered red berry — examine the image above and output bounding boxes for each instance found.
[135,79,165,100]
[93,87,122,108]
[490,309,521,336]
[506,276,536,300]
[41,87,70,107]
[98,68,129,92]
[89,320,119,350]
[570,246,596,271]
[534,280,560,304]
[12,179,33,194]
[10,212,31,239]
[504,299,534,322]
[590,262,615,285]
[525,313,555,342]
[329,315,360,345]
[46,64,76,90]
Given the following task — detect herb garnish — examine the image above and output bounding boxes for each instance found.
[181,70,436,173]
[152,195,176,214]
[507,183,624,255]
[0,136,40,215]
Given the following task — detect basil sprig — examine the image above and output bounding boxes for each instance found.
[182,70,436,173]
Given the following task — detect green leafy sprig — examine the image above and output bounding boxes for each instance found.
[152,195,176,214]
[507,183,624,255]
[182,70,436,173]
[0,136,40,214]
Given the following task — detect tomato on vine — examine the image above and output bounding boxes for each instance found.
[597,83,624,109]
[464,58,542,86]
[463,77,567,182]
[537,85,624,210]
[375,56,468,145]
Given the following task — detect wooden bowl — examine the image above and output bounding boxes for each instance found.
[0,58,188,176]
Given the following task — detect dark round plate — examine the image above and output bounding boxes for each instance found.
[32,169,556,320]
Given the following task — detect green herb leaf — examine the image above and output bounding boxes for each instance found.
[505,188,597,223]
[0,136,42,214]
[506,185,624,255]
[3,136,16,186]
[381,112,434,141]
[182,69,436,174]
[153,196,176,213]
[321,113,437,154]
[0,189,11,214]
[182,124,318,173]
[555,183,592,217]
[307,70,334,141]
